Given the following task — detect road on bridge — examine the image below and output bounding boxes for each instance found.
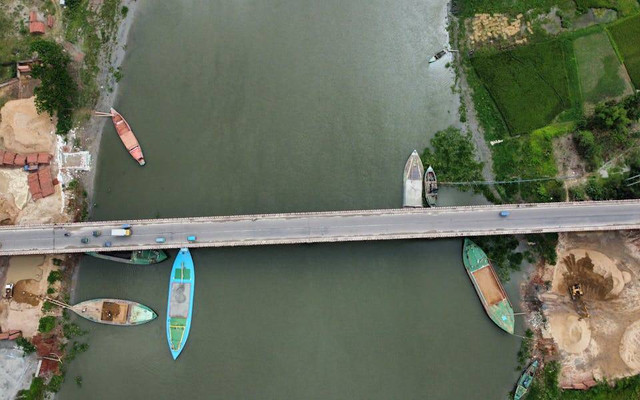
[0,200,638,255]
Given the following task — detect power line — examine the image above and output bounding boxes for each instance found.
[440,176,581,186]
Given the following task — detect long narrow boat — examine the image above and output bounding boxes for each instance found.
[462,239,515,334]
[72,298,157,326]
[403,150,424,208]
[110,108,145,166]
[86,250,168,265]
[167,248,195,360]
[424,165,438,207]
[514,360,539,400]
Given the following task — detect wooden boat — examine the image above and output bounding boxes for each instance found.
[424,165,438,207]
[429,50,447,63]
[514,360,539,400]
[167,248,195,360]
[72,298,157,326]
[110,108,145,166]
[462,239,515,334]
[86,250,168,265]
[403,150,424,208]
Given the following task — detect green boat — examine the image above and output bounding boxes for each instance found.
[514,359,539,400]
[462,239,515,334]
[86,250,168,265]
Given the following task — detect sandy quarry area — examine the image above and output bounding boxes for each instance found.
[532,231,640,387]
[0,97,67,225]
[0,256,59,339]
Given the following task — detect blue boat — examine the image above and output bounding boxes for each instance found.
[166,248,195,360]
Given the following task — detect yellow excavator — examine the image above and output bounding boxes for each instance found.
[569,283,589,319]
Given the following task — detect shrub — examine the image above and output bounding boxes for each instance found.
[47,375,64,393]
[573,131,602,171]
[42,300,54,312]
[47,270,63,284]
[121,6,129,17]
[38,316,57,333]
[16,337,36,354]
[63,323,87,339]
[16,377,46,400]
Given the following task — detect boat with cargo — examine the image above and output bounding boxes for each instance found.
[462,239,515,334]
[403,150,424,208]
[424,165,438,207]
[70,298,157,326]
[514,359,539,400]
[86,249,168,265]
[110,108,145,166]
[167,248,195,360]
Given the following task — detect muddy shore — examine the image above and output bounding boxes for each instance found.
[77,0,139,211]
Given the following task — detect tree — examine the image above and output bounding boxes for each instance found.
[573,130,601,171]
[30,40,77,135]
[624,92,640,121]
[421,126,484,191]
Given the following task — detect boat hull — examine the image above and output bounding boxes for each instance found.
[424,165,438,207]
[110,108,145,166]
[86,250,168,265]
[167,248,195,360]
[72,298,157,326]
[403,150,424,207]
[514,360,539,400]
[462,239,515,334]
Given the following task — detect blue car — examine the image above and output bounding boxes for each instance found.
[500,211,510,217]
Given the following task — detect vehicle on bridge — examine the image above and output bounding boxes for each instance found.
[156,237,166,244]
[112,224,132,237]
[187,235,197,243]
[500,211,510,217]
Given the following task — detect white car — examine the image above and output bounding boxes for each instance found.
[4,283,14,299]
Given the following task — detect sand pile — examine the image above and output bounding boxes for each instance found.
[0,169,29,210]
[549,313,592,354]
[552,249,624,299]
[620,320,640,372]
[0,97,55,154]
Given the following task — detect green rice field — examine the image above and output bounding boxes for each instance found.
[471,40,572,134]
[609,14,640,88]
[574,31,633,106]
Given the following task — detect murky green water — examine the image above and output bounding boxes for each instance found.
[60,0,522,398]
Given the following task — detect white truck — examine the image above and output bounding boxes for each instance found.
[111,224,132,237]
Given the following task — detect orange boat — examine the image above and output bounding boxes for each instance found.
[111,108,145,166]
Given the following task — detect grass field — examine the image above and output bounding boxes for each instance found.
[492,122,573,202]
[574,0,640,16]
[453,0,559,17]
[471,40,572,134]
[609,14,640,88]
[574,31,633,106]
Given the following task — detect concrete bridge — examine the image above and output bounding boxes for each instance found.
[0,200,639,256]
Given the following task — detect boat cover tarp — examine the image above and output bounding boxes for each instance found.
[169,282,191,318]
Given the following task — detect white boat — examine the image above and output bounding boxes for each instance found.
[403,150,424,207]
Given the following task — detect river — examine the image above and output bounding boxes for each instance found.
[59,0,522,398]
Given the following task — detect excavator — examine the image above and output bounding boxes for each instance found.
[569,283,589,319]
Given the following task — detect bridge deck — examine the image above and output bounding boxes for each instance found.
[0,200,638,255]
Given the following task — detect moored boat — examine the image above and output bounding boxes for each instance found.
[514,360,539,400]
[424,165,438,207]
[403,150,424,208]
[72,298,157,326]
[110,108,145,166]
[462,239,515,334]
[86,250,168,265]
[429,50,447,63]
[167,248,195,360]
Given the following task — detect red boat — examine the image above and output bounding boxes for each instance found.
[110,108,145,166]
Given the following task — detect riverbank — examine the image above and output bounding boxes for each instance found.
[75,0,139,210]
